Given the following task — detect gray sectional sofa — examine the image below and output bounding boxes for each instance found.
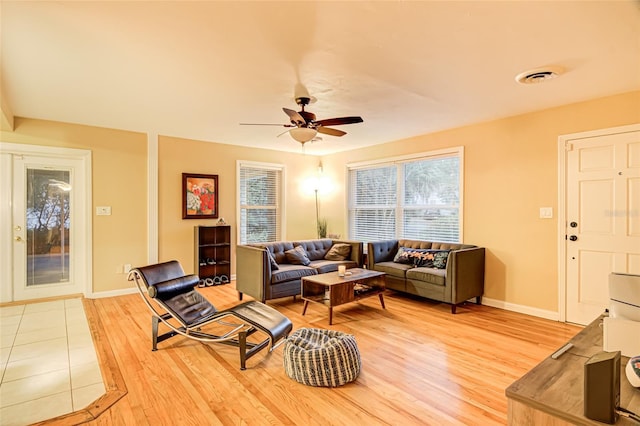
[367,239,485,313]
[236,239,363,303]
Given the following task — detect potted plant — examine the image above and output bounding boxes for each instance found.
[317,218,328,238]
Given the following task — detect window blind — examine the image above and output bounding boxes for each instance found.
[238,164,283,244]
[348,151,461,244]
[348,165,397,242]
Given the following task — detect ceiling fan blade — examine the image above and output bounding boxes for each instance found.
[283,108,306,126]
[240,123,294,127]
[314,116,363,127]
[317,127,346,137]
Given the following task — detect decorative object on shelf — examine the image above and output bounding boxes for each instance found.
[217,217,227,225]
[182,173,219,219]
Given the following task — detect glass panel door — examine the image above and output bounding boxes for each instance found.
[12,155,86,301]
[25,168,71,286]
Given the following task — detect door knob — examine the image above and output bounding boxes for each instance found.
[569,235,578,241]
[15,236,23,242]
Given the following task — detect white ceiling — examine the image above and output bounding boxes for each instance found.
[2,1,639,155]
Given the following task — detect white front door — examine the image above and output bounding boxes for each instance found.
[565,128,640,325]
[0,144,91,302]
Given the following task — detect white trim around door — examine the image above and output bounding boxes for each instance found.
[557,123,640,323]
[0,142,92,303]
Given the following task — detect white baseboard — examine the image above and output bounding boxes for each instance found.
[481,297,560,321]
[87,287,138,299]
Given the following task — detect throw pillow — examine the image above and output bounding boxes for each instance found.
[285,245,311,266]
[393,247,430,266]
[266,249,279,271]
[324,243,352,261]
[432,250,450,269]
[412,250,437,268]
[393,247,450,268]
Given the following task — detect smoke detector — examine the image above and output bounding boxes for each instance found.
[515,66,564,84]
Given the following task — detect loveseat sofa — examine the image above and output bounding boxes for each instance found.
[236,239,363,303]
[367,239,485,313]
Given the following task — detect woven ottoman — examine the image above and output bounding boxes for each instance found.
[283,328,361,387]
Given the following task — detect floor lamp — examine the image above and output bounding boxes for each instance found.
[314,162,326,238]
[315,188,320,238]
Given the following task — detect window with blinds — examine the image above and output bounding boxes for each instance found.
[348,149,462,244]
[238,162,284,244]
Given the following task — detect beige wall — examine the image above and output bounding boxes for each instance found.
[158,136,321,275]
[1,118,148,293]
[322,91,640,313]
[2,91,639,315]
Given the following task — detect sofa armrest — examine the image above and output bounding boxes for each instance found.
[334,240,364,267]
[367,240,399,269]
[235,245,270,302]
[446,247,485,305]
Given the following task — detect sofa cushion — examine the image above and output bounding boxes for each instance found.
[285,246,311,266]
[372,261,414,279]
[309,259,359,274]
[294,239,333,261]
[406,267,446,286]
[324,243,352,261]
[271,264,317,284]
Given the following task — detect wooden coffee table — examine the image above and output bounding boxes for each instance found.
[301,268,386,325]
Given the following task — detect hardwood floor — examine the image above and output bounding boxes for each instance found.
[47,283,581,425]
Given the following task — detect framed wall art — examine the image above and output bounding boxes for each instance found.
[182,173,219,219]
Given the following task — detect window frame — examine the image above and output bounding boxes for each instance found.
[236,160,286,245]
[347,146,464,244]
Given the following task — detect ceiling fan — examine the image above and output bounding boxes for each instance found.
[240,96,363,145]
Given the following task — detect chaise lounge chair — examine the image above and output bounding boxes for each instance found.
[129,260,293,370]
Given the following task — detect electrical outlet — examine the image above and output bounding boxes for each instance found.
[123,264,132,273]
[96,206,112,216]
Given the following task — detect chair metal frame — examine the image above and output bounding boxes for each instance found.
[128,261,292,370]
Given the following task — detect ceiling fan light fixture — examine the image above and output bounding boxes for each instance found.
[289,127,317,144]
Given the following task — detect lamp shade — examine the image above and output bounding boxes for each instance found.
[290,127,317,144]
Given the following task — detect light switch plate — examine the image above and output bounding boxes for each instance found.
[96,206,111,216]
[539,207,553,219]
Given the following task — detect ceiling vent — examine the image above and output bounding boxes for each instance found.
[515,66,564,84]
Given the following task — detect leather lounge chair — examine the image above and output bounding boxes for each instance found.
[129,260,293,370]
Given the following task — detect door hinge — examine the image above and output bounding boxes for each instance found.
[565,143,573,151]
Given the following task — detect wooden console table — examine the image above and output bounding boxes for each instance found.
[506,314,640,425]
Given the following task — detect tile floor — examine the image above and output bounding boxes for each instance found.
[0,298,105,426]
